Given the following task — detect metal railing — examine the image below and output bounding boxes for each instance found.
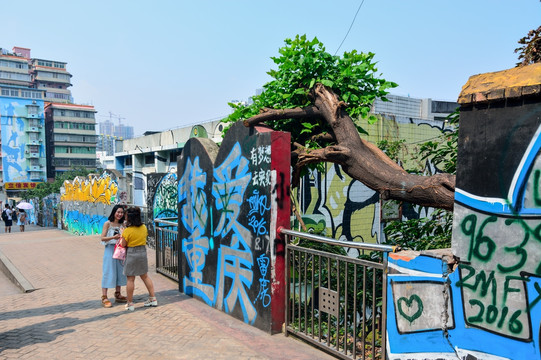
[282,228,395,360]
[154,218,179,282]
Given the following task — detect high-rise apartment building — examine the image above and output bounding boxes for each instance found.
[96,119,134,157]
[0,46,97,194]
[0,48,32,87]
[0,48,48,200]
[96,134,119,156]
[99,119,115,136]
[114,123,133,139]
[30,57,72,103]
[0,92,47,190]
[45,103,97,178]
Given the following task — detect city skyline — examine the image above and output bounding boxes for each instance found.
[1,0,539,137]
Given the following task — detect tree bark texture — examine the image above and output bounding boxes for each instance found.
[244,83,456,210]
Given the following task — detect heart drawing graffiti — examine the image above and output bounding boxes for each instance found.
[397,294,424,324]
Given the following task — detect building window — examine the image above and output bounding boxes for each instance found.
[1,89,8,96]
[38,60,53,67]
[27,106,38,115]
[169,151,181,162]
[125,157,132,166]
[145,154,154,165]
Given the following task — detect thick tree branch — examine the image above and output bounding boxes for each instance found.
[243,82,456,210]
[243,106,322,126]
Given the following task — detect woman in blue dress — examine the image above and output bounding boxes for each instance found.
[100,205,128,307]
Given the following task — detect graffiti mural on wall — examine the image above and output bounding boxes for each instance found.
[153,173,178,219]
[386,69,541,359]
[146,172,178,248]
[40,194,59,227]
[0,98,46,183]
[299,116,447,244]
[61,172,119,235]
[177,122,290,333]
[24,195,58,226]
[301,165,380,242]
[387,215,541,359]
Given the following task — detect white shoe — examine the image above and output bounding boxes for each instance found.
[125,303,135,311]
[144,297,158,307]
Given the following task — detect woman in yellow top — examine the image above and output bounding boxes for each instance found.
[120,206,157,311]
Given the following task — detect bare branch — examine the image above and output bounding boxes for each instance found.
[243,106,322,126]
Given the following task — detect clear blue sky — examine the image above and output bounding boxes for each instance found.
[2,1,539,136]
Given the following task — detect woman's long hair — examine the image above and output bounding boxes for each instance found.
[125,206,143,227]
[107,205,125,223]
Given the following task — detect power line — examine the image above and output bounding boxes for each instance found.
[334,0,366,56]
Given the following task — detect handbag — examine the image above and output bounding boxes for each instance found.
[112,238,126,261]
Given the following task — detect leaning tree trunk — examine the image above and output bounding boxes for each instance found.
[245,83,456,211]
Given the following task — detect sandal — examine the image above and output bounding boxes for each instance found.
[114,291,128,303]
[101,295,112,308]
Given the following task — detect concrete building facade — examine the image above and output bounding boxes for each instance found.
[44,103,97,178]
[0,95,47,197]
[114,120,225,206]
[30,57,72,103]
[0,45,97,185]
[0,47,49,203]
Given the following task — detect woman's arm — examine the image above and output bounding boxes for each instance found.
[100,221,118,242]
[120,229,128,248]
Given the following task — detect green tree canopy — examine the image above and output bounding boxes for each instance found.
[223,35,456,210]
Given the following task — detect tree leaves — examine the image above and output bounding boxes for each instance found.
[222,34,397,155]
[515,26,541,67]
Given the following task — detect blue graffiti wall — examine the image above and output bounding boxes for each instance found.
[61,173,120,236]
[0,97,46,183]
[146,172,178,248]
[386,67,541,360]
[177,122,290,333]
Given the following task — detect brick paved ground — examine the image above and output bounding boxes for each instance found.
[0,225,334,360]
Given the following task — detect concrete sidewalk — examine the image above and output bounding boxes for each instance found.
[0,226,334,359]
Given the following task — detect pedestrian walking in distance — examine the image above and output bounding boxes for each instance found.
[17,209,27,232]
[2,204,13,233]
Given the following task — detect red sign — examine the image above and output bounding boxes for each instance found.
[4,182,38,190]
